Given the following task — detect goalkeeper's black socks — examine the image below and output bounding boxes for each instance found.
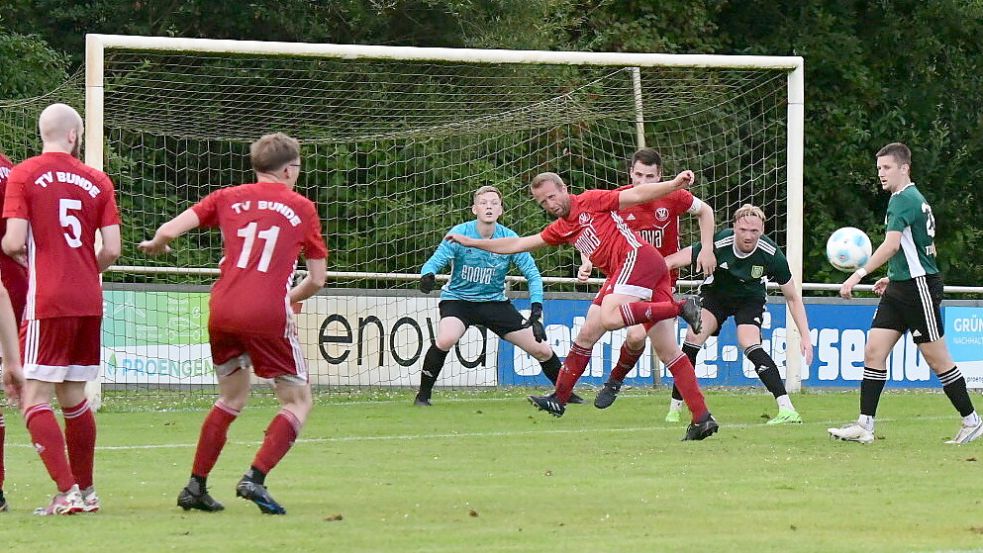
[244,465,267,486]
[539,353,562,384]
[418,346,449,399]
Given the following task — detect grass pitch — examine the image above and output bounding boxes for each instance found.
[2,388,982,553]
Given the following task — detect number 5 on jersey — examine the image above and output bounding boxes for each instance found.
[59,198,83,248]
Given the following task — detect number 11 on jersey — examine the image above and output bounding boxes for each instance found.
[236,222,280,272]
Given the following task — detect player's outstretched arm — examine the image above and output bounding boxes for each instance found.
[138,208,201,256]
[839,230,901,299]
[618,170,695,209]
[780,279,813,365]
[289,258,327,304]
[97,224,122,272]
[1,218,27,265]
[446,233,547,254]
[664,246,694,270]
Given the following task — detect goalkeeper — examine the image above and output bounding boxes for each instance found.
[415,185,581,406]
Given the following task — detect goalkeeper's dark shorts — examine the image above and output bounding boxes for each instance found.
[439,300,526,337]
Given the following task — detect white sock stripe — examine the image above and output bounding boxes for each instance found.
[666,352,686,368]
[744,344,763,355]
[214,400,241,416]
[863,368,889,381]
[0,414,5,426]
[62,400,90,419]
[619,304,635,326]
[938,367,963,386]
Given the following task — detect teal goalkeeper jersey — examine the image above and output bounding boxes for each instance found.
[885,183,939,281]
[421,220,544,304]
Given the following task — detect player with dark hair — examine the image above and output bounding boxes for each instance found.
[140,132,328,514]
[574,148,717,413]
[416,185,582,406]
[830,142,982,444]
[448,170,719,441]
[2,104,121,515]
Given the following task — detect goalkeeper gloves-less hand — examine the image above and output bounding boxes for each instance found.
[524,302,547,342]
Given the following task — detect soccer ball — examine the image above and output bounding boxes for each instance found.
[826,227,872,272]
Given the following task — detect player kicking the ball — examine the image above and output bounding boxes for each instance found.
[448,170,718,441]
[140,133,327,514]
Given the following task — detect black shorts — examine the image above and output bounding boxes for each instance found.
[438,300,526,338]
[871,274,944,344]
[700,291,766,337]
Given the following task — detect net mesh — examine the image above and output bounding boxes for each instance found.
[9,46,792,395]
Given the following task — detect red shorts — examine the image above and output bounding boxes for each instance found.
[21,316,102,382]
[592,246,673,306]
[592,246,674,332]
[209,328,308,383]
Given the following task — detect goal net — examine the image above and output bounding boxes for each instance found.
[85,35,803,398]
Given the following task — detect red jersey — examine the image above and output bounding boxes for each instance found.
[2,152,120,319]
[539,189,646,276]
[616,187,700,256]
[0,153,29,322]
[192,182,327,337]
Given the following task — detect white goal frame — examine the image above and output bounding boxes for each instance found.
[84,34,805,391]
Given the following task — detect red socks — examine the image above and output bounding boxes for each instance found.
[554,343,593,403]
[619,300,681,328]
[63,399,96,490]
[610,342,645,382]
[24,404,75,492]
[252,410,301,474]
[666,354,708,422]
[192,401,239,478]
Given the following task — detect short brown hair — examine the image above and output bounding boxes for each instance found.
[250,132,300,173]
[733,203,766,224]
[473,185,503,204]
[630,148,662,169]
[876,142,911,166]
[530,172,565,190]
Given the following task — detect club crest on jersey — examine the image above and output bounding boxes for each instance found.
[578,212,591,225]
[655,207,669,221]
[751,265,764,278]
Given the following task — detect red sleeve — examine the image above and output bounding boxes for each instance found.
[98,174,121,227]
[540,219,569,246]
[579,189,621,212]
[302,203,328,260]
[2,165,28,219]
[670,189,696,215]
[191,189,222,228]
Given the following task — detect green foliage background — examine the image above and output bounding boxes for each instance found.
[2,0,981,286]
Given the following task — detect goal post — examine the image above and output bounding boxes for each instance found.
[82,33,805,398]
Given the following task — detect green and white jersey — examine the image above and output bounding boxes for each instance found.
[691,229,792,300]
[885,183,939,281]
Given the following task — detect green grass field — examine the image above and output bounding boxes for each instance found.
[2,388,983,553]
